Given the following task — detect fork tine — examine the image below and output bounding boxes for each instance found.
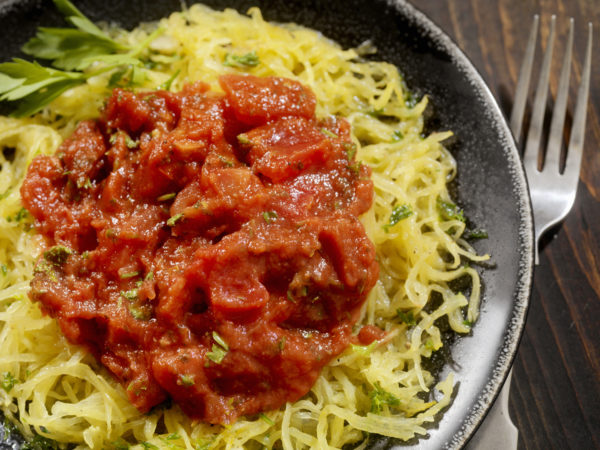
[545,18,574,172]
[563,22,593,186]
[510,15,539,142]
[523,16,556,170]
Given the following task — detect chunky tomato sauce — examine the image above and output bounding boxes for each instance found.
[21,74,379,424]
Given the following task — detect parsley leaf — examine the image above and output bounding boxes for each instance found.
[0,0,162,117]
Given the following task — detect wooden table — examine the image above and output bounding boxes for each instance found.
[416,1,599,448]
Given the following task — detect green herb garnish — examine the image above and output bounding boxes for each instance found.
[112,439,130,450]
[370,382,400,414]
[262,211,278,224]
[350,341,376,356]
[206,331,229,365]
[212,331,229,351]
[119,271,139,279]
[1,372,18,393]
[158,69,180,91]
[128,304,150,320]
[223,51,260,68]
[21,433,60,450]
[178,374,195,386]
[157,192,176,202]
[237,133,251,145]
[383,204,412,232]
[320,128,338,139]
[437,197,466,222]
[43,245,72,266]
[466,229,488,240]
[343,142,357,161]
[259,413,275,426]
[278,337,286,352]
[167,213,183,226]
[0,0,163,117]
[396,309,416,326]
[120,289,138,301]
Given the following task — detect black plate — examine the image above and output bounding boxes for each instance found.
[0,0,534,448]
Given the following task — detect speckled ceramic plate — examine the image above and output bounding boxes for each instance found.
[0,0,534,448]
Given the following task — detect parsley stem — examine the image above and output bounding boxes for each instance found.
[128,27,165,59]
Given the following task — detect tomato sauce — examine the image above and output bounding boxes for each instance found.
[20,74,379,424]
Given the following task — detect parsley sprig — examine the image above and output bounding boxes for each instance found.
[0,0,163,117]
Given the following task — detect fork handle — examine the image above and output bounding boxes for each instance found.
[465,370,519,450]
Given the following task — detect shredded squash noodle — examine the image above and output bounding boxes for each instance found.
[0,4,489,449]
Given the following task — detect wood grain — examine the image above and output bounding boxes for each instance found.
[416,0,600,448]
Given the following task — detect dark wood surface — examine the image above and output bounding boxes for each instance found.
[415,1,599,448]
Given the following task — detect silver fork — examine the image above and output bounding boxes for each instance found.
[510,15,593,264]
[469,16,594,450]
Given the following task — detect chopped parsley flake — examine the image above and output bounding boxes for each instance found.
[370,381,400,413]
[43,245,72,266]
[383,204,412,231]
[206,331,229,365]
[262,211,278,223]
[128,304,150,321]
[119,271,139,279]
[1,372,18,393]
[212,331,229,351]
[437,197,466,222]
[206,344,227,364]
[167,213,183,226]
[217,155,234,167]
[466,229,488,240]
[347,161,362,175]
[178,374,195,386]
[259,413,275,425]
[157,192,176,202]
[286,290,296,303]
[278,337,286,352]
[120,289,138,301]
[223,51,260,68]
[320,128,338,139]
[343,142,357,161]
[112,439,130,450]
[237,133,251,145]
[158,69,180,91]
[392,130,404,141]
[350,341,376,355]
[396,309,416,326]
